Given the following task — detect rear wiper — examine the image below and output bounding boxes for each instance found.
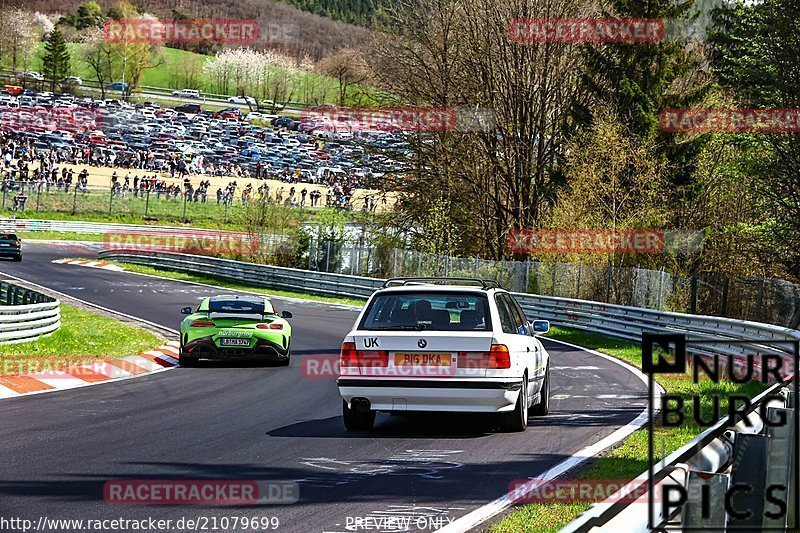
[370,324,427,331]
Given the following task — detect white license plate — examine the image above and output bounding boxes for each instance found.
[220,338,250,347]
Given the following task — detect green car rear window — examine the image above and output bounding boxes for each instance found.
[208,299,265,314]
[0,234,18,241]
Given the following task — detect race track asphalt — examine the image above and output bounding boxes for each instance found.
[0,242,649,532]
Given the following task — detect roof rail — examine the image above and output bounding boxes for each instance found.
[381,277,503,290]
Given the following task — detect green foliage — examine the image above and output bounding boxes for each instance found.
[60,2,105,30]
[576,0,710,187]
[709,0,800,278]
[280,0,386,26]
[42,29,71,92]
[310,208,349,272]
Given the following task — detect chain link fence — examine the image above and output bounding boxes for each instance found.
[0,179,257,226]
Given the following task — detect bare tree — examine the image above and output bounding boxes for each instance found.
[0,8,37,72]
[317,48,372,106]
[372,0,593,258]
[82,28,115,100]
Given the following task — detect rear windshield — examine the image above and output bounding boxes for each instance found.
[0,234,18,240]
[359,291,491,331]
[208,299,265,314]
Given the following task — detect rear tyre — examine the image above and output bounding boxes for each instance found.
[530,365,550,416]
[179,343,196,367]
[276,342,291,366]
[500,374,528,432]
[343,399,375,431]
[13,255,21,262]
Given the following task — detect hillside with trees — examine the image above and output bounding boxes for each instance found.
[4,0,370,61]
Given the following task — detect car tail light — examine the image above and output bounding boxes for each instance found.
[339,342,388,367]
[488,344,511,369]
[257,323,283,330]
[340,342,358,367]
[189,320,214,327]
[12,241,20,246]
[457,344,511,369]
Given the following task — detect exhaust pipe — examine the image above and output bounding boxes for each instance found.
[351,398,371,412]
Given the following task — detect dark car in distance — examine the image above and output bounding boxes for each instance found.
[0,233,22,261]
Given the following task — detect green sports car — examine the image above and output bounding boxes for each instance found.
[179,295,293,367]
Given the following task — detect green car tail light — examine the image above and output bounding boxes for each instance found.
[189,320,214,327]
[257,323,283,330]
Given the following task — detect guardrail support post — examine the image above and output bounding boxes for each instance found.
[764,406,794,529]
[721,277,730,316]
[729,433,770,530]
[682,470,729,530]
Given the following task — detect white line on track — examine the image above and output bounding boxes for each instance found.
[436,337,664,533]
[14,246,662,527]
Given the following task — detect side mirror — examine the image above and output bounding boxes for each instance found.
[181,307,193,315]
[281,310,293,319]
[531,320,550,335]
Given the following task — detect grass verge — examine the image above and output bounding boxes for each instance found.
[100,260,367,308]
[491,327,767,533]
[0,303,162,376]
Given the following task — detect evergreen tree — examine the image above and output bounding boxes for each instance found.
[575,0,709,187]
[709,0,800,277]
[42,29,71,93]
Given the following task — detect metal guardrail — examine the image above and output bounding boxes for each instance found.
[98,250,383,300]
[0,218,254,238]
[515,293,800,370]
[0,281,60,344]
[560,379,796,532]
[96,250,800,531]
[96,250,800,364]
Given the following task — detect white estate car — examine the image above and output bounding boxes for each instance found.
[337,278,552,432]
[172,89,200,98]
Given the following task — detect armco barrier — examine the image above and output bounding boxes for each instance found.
[96,250,800,365]
[559,379,797,532]
[98,250,383,300]
[0,219,288,249]
[97,250,800,530]
[0,280,60,344]
[0,218,245,237]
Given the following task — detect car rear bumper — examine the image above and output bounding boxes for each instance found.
[337,378,522,413]
[183,336,289,361]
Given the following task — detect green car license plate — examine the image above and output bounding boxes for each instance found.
[220,338,250,347]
